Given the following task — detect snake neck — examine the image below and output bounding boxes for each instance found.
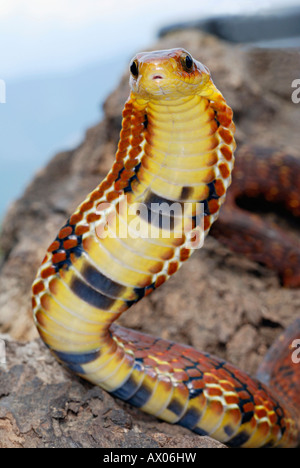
[111,91,236,234]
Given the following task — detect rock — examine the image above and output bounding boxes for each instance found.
[159,6,300,45]
[0,339,225,448]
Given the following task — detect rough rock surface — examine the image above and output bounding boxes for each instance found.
[0,338,225,448]
[0,29,299,448]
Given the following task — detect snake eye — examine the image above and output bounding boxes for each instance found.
[130,60,139,78]
[185,55,193,70]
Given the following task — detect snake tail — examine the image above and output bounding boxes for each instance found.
[211,146,300,288]
[32,49,300,448]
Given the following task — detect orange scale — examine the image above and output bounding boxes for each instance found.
[41,266,56,279]
[217,113,232,127]
[225,394,239,406]
[118,138,130,152]
[69,212,84,224]
[219,380,235,392]
[120,128,131,139]
[168,262,179,275]
[80,201,94,213]
[186,368,202,378]
[220,144,233,161]
[173,371,189,382]
[125,158,138,169]
[134,349,148,359]
[219,128,233,145]
[132,114,144,126]
[112,161,124,173]
[144,357,159,367]
[204,216,211,231]
[58,226,73,239]
[131,135,144,146]
[225,377,244,390]
[207,387,223,397]
[243,402,255,414]
[219,162,231,179]
[191,379,205,391]
[86,213,101,223]
[63,238,79,250]
[238,390,252,401]
[116,150,127,161]
[48,241,60,253]
[216,368,232,380]
[122,105,132,117]
[107,172,117,185]
[157,364,173,373]
[155,275,167,288]
[75,225,89,236]
[32,281,45,295]
[121,168,135,180]
[214,179,226,197]
[203,374,219,385]
[106,191,121,203]
[180,248,190,262]
[131,123,144,136]
[199,357,218,372]
[52,251,67,264]
[182,349,200,362]
[255,408,268,420]
[173,358,192,368]
[208,199,219,215]
[129,146,142,158]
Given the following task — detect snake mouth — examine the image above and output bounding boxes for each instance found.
[152,74,164,80]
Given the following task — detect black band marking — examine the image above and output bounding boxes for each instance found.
[71,277,117,310]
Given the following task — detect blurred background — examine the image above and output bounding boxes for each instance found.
[0,0,300,222]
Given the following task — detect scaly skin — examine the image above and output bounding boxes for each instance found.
[32,49,300,448]
[211,145,300,287]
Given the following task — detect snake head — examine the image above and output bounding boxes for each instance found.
[129,48,219,101]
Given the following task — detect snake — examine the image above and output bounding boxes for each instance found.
[211,145,300,288]
[32,48,300,448]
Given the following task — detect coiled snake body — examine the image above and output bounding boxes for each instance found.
[32,49,300,448]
